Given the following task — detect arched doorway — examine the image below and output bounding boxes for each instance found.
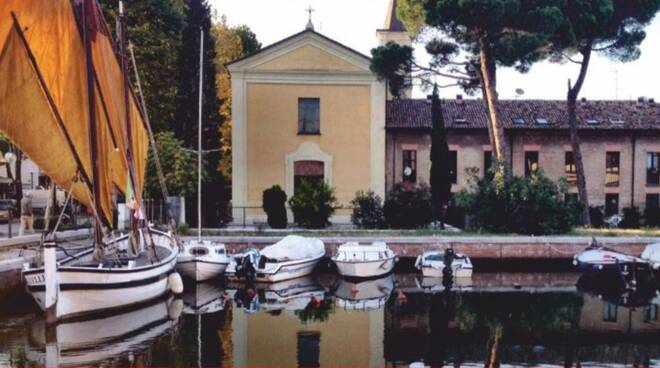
[294,160,324,194]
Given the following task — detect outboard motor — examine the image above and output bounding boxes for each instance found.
[236,248,260,281]
[442,248,455,289]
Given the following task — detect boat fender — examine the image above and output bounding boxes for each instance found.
[168,272,184,294]
[168,298,184,320]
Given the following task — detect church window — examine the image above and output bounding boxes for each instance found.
[298,98,320,134]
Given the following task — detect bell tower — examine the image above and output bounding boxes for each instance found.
[376,0,412,98]
[376,0,411,47]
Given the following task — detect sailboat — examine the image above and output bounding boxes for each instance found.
[1,0,180,322]
[176,28,230,282]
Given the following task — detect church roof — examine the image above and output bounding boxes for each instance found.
[379,0,407,32]
[387,98,660,131]
[226,29,370,68]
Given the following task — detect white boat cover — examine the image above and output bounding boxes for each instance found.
[260,236,325,261]
[641,242,660,265]
[337,241,390,253]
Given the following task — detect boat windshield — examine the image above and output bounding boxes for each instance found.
[425,254,445,261]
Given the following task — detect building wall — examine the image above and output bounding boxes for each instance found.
[245,83,372,211]
[386,129,660,210]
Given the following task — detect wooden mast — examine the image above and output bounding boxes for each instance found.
[118,1,140,230]
[82,0,104,246]
[197,27,204,242]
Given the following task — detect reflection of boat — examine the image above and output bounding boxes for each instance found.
[29,297,182,366]
[414,250,473,278]
[577,273,658,308]
[177,241,230,282]
[227,276,325,313]
[7,0,180,321]
[332,242,397,278]
[333,275,394,310]
[227,236,325,282]
[182,281,227,315]
[415,275,473,292]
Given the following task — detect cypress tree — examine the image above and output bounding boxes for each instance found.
[429,85,452,228]
[175,0,226,227]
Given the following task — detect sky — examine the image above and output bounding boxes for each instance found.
[209,0,660,101]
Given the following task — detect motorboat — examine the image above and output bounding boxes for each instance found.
[333,274,395,310]
[175,27,229,282]
[29,296,182,366]
[226,235,325,283]
[23,229,180,320]
[177,240,230,282]
[573,238,648,274]
[226,276,325,313]
[332,241,397,279]
[414,250,473,278]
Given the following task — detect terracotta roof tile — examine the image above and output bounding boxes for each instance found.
[386,98,660,131]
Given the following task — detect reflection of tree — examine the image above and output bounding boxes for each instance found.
[295,298,335,325]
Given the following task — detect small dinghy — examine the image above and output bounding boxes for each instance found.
[414,249,473,278]
[177,241,230,282]
[573,238,648,273]
[332,241,397,279]
[574,238,651,289]
[226,235,325,283]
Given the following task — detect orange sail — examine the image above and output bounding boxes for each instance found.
[0,0,149,226]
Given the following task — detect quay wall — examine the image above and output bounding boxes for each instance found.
[191,236,659,259]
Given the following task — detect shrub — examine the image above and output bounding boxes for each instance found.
[289,180,337,229]
[384,183,434,229]
[455,169,581,235]
[262,185,287,229]
[589,206,605,228]
[620,206,641,229]
[350,191,385,229]
[644,207,660,227]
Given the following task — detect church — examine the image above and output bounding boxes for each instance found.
[229,0,660,225]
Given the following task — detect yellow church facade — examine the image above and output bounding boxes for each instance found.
[228,30,386,224]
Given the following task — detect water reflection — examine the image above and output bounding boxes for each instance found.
[2,273,660,366]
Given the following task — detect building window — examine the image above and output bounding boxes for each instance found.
[449,150,457,184]
[603,302,618,322]
[647,152,660,185]
[605,152,620,187]
[298,98,320,134]
[605,193,619,216]
[402,150,417,183]
[297,331,321,367]
[294,161,324,194]
[484,151,493,180]
[565,152,577,184]
[525,151,539,177]
[647,194,659,209]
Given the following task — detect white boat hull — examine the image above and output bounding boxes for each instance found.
[227,254,323,283]
[420,265,473,278]
[334,257,396,278]
[176,240,229,282]
[23,229,178,320]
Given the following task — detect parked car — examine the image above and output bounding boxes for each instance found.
[0,199,16,222]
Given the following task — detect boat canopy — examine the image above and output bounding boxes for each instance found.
[0,0,149,225]
[260,236,325,262]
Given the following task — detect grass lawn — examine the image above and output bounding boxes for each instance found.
[571,227,660,238]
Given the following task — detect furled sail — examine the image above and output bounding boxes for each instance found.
[0,0,149,226]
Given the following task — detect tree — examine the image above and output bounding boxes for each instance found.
[429,85,452,228]
[144,132,199,199]
[549,0,660,226]
[175,0,226,227]
[98,0,185,133]
[212,16,261,180]
[372,0,565,175]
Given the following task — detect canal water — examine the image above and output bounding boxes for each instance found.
[1,271,660,367]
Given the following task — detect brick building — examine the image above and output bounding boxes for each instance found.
[387,97,660,215]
